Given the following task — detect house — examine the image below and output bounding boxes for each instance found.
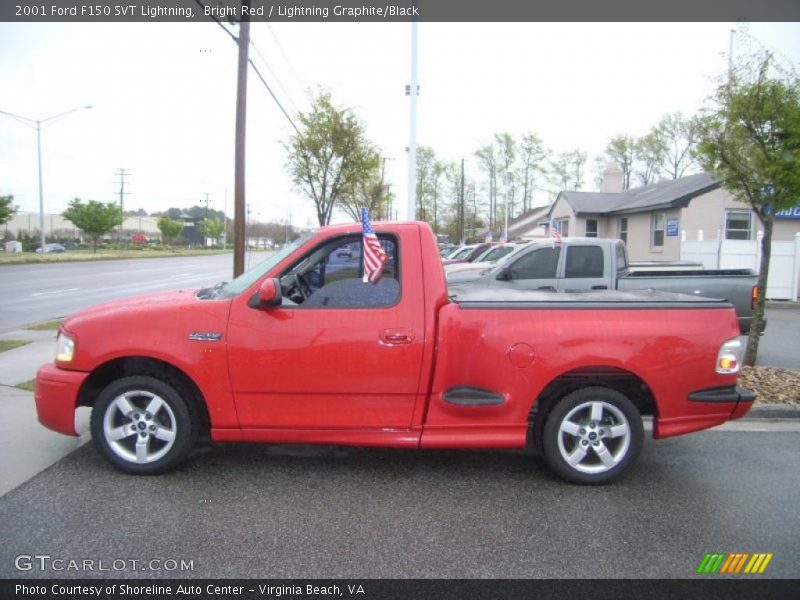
[537,164,800,262]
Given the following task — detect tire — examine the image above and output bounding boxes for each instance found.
[542,386,643,485]
[90,375,198,474]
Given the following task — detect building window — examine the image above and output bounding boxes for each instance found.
[725,210,753,240]
[618,217,628,243]
[553,218,569,238]
[652,213,665,248]
[585,219,598,238]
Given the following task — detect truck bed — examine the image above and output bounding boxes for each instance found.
[449,287,733,310]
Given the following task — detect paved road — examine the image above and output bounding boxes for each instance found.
[0,425,798,579]
[0,253,271,331]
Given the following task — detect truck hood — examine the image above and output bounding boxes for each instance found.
[61,289,203,331]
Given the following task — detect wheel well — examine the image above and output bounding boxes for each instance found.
[77,357,210,434]
[527,367,656,453]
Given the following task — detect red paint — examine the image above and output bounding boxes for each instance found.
[34,221,750,454]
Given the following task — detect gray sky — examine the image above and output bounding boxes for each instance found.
[1,21,798,228]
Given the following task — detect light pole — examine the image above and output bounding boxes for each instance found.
[0,105,92,251]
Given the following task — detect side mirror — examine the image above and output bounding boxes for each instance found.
[496,267,512,281]
[248,278,282,309]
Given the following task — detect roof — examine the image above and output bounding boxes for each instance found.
[507,205,552,238]
[551,172,720,218]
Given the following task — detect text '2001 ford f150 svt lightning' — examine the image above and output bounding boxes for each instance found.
[36,221,755,484]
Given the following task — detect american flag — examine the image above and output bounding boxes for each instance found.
[361,207,388,284]
[484,230,493,243]
[499,229,508,244]
[550,220,562,242]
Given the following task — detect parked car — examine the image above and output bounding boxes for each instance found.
[448,237,761,334]
[445,242,528,276]
[36,222,753,484]
[35,243,66,254]
[442,242,492,265]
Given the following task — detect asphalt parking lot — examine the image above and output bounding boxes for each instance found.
[1,428,799,579]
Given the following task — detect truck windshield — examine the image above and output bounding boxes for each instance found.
[218,231,316,298]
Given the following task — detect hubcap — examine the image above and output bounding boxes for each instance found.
[556,400,631,474]
[103,390,177,464]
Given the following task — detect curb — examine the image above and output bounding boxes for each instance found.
[743,404,800,420]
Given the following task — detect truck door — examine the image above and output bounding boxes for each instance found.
[557,245,609,292]
[226,233,426,430]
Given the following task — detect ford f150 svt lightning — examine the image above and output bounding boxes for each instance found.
[35,222,755,484]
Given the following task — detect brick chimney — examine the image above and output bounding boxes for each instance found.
[601,161,624,193]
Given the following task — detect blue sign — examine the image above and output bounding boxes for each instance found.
[775,206,800,220]
[666,218,679,236]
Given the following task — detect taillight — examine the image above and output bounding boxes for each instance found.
[716,338,743,375]
[751,285,759,310]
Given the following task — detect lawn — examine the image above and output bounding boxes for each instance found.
[0,247,231,265]
[26,320,62,331]
[0,340,31,353]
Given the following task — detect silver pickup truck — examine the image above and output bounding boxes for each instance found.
[448,237,761,334]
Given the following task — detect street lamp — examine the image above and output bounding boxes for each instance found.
[0,105,92,251]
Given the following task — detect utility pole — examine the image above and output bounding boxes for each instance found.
[406,15,419,222]
[203,192,211,248]
[114,168,131,248]
[460,158,465,244]
[233,1,250,277]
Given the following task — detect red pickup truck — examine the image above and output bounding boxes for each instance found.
[35,221,754,484]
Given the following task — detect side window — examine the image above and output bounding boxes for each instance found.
[615,242,628,272]
[564,246,604,278]
[281,235,400,308]
[507,247,561,279]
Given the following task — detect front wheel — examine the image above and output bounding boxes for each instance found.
[90,375,198,474]
[542,387,643,485]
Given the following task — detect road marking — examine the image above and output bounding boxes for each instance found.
[31,288,81,297]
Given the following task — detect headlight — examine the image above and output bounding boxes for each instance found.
[56,332,75,363]
[716,338,743,375]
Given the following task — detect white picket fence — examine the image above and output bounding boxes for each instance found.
[680,232,800,300]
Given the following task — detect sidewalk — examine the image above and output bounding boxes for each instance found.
[0,327,90,497]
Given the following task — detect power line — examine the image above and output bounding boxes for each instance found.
[194,0,301,136]
[262,22,308,96]
[249,36,302,116]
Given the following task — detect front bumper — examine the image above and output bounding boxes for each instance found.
[35,364,89,436]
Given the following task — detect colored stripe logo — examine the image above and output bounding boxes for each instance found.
[696,552,773,574]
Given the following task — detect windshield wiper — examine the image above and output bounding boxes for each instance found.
[196,281,228,299]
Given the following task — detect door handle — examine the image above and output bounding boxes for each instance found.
[537,286,556,291]
[592,285,608,290]
[381,329,415,344]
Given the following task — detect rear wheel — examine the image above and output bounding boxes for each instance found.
[90,375,198,474]
[542,387,643,485]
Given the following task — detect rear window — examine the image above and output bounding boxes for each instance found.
[565,246,604,278]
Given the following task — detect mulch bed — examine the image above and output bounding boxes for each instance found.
[739,366,800,406]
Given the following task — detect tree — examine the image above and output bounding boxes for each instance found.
[695,51,800,365]
[494,132,516,224]
[549,149,586,192]
[604,135,636,190]
[157,217,184,245]
[634,132,666,186]
[197,218,225,247]
[339,174,394,224]
[474,143,498,229]
[518,133,548,213]
[62,198,123,253]
[654,112,699,179]
[0,194,17,226]
[285,90,381,226]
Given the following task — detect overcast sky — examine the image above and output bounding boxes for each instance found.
[1,21,799,228]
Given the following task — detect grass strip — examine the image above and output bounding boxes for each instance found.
[0,340,31,353]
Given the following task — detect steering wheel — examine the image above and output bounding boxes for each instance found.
[292,273,313,301]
